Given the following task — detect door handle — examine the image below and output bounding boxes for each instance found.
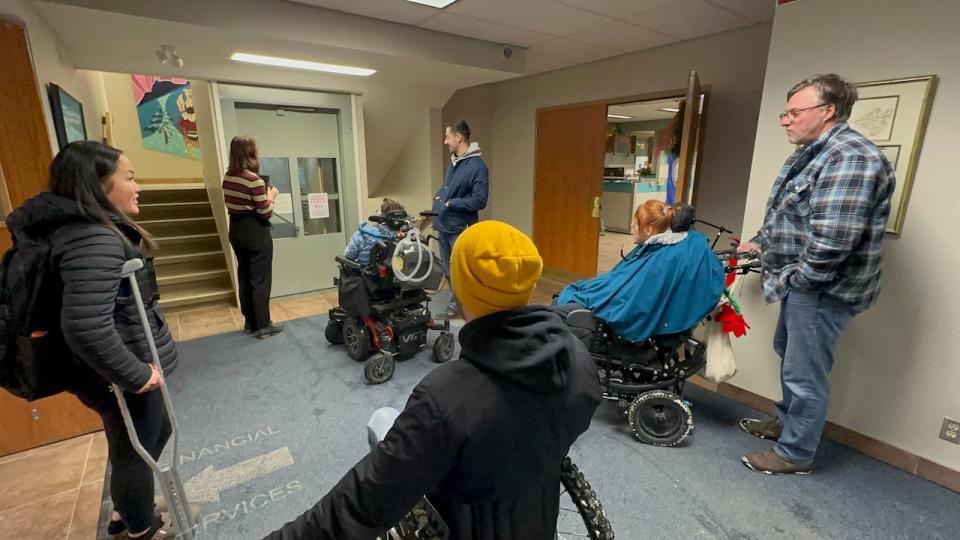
[591,196,601,218]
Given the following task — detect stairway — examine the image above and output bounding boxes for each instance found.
[136,184,235,312]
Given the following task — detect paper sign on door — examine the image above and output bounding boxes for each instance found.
[308,193,329,219]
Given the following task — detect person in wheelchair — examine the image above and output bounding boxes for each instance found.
[556,199,725,347]
[268,221,602,539]
[344,198,407,266]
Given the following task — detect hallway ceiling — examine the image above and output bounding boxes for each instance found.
[289,0,774,73]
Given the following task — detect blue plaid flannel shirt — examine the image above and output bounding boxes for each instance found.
[751,122,896,310]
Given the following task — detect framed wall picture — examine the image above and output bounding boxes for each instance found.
[849,75,937,234]
[47,83,88,149]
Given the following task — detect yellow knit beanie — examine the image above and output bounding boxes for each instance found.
[450,221,543,319]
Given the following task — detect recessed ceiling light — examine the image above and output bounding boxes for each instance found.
[659,107,680,113]
[404,0,458,7]
[230,53,376,76]
[607,114,632,119]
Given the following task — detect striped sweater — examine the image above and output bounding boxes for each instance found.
[222,169,274,219]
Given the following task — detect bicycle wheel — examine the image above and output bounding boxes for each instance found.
[556,457,614,539]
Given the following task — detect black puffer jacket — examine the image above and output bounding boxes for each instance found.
[6,192,178,392]
[268,306,602,540]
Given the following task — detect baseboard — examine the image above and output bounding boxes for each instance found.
[687,375,960,494]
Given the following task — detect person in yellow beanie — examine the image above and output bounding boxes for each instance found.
[268,221,602,540]
[449,220,544,320]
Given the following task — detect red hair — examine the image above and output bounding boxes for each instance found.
[634,199,676,235]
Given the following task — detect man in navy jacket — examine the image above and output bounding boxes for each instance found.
[432,120,489,318]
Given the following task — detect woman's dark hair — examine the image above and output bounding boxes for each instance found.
[48,140,156,249]
[228,135,260,175]
[445,120,471,141]
[380,198,405,215]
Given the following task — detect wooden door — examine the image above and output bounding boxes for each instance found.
[532,104,607,279]
[0,20,102,457]
[675,70,704,204]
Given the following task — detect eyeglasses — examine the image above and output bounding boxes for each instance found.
[778,103,827,121]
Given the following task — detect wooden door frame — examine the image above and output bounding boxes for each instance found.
[532,85,712,283]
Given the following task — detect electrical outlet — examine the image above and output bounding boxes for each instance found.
[940,417,960,445]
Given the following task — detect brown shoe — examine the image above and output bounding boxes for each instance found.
[741,450,811,475]
[739,416,782,441]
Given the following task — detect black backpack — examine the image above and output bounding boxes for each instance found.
[0,233,73,401]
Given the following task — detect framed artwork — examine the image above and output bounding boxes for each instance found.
[131,75,201,160]
[47,83,88,149]
[849,75,937,234]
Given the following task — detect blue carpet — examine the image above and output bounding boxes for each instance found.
[118,311,957,539]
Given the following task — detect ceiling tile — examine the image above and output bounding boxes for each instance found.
[552,0,674,19]
[418,13,554,47]
[447,0,613,35]
[626,0,752,39]
[703,0,776,22]
[339,0,439,25]
[528,38,620,64]
[566,20,679,52]
[285,0,351,10]
[523,48,573,73]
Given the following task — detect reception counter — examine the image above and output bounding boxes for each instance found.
[601,179,667,233]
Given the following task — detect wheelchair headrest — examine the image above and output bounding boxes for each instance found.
[671,203,696,232]
[369,210,409,231]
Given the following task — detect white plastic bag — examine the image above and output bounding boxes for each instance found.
[698,319,737,383]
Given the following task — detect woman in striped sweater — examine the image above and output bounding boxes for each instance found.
[222,135,284,339]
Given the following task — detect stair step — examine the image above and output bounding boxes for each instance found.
[139,217,217,237]
[155,250,224,265]
[160,287,235,310]
[138,201,213,220]
[158,269,229,286]
[153,234,222,257]
[155,232,220,242]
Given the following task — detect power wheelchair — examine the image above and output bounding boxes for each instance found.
[557,207,760,447]
[324,211,455,384]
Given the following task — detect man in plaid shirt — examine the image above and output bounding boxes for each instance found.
[737,74,895,475]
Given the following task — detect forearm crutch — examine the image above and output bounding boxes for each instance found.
[113,258,196,539]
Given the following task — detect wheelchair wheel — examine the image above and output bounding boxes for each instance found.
[343,319,371,362]
[432,331,455,363]
[557,457,614,540]
[627,390,693,447]
[364,351,395,385]
[324,320,344,345]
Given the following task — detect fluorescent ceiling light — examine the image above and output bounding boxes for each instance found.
[659,107,680,113]
[404,0,458,7]
[230,53,376,76]
[607,114,632,119]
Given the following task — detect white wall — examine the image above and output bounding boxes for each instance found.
[368,108,442,221]
[483,24,772,238]
[442,84,496,221]
[0,0,105,151]
[733,0,960,471]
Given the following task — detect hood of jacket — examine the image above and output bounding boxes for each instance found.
[6,192,137,243]
[451,141,482,165]
[458,305,580,395]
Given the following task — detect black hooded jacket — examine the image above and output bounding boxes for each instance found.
[268,306,602,539]
[5,192,178,392]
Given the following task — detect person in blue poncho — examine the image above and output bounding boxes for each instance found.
[556,199,724,342]
[344,198,406,265]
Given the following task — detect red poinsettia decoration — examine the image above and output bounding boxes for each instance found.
[714,304,750,337]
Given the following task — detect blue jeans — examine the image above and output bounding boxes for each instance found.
[772,290,860,464]
[438,231,462,313]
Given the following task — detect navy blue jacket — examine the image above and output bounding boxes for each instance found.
[432,143,489,234]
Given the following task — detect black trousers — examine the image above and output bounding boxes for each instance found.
[72,384,170,532]
[229,214,274,330]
